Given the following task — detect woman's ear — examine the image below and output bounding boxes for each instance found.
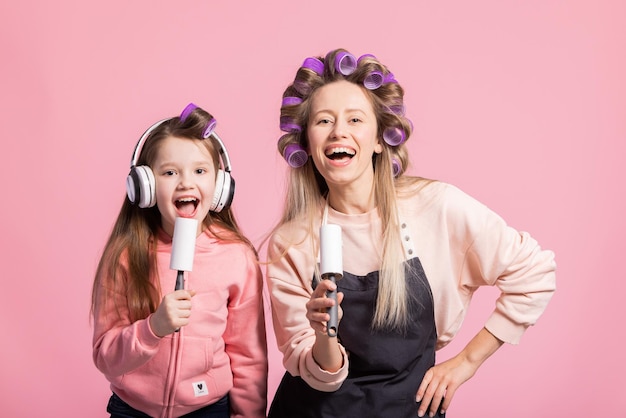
[374,140,383,154]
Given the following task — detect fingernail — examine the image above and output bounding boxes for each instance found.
[417,411,424,417]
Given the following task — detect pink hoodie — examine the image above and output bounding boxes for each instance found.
[93,228,267,418]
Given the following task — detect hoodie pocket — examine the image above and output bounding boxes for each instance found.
[175,335,224,406]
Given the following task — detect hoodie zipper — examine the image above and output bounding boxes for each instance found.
[163,327,184,418]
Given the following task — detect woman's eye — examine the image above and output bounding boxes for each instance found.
[317,118,332,125]
[350,117,361,123]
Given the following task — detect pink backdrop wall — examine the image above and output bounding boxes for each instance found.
[1,1,624,416]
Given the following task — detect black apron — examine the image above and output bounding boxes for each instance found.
[269,257,444,418]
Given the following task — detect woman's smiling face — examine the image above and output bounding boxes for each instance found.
[307,80,382,194]
[152,135,216,236]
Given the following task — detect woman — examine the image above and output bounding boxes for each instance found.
[265,49,556,417]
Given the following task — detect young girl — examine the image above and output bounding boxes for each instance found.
[265,49,556,417]
[91,104,267,418]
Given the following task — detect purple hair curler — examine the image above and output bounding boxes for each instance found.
[293,80,311,96]
[391,158,401,177]
[383,126,406,146]
[358,54,377,63]
[180,103,198,122]
[282,96,303,107]
[387,104,406,116]
[202,118,217,139]
[280,116,302,133]
[384,72,397,83]
[283,143,308,168]
[363,71,384,90]
[302,57,324,75]
[335,51,357,75]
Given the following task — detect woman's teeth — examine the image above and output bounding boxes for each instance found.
[326,147,355,159]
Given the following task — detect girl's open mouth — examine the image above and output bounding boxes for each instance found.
[175,197,198,217]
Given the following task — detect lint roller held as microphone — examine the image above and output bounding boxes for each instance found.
[319,224,343,338]
[170,217,199,291]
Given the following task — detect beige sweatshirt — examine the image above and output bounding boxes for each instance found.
[266,181,556,392]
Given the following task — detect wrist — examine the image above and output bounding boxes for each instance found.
[148,314,165,338]
[312,333,343,372]
[461,327,504,367]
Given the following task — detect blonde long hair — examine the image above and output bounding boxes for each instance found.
[91,106,254,323]
[271,49,430,331]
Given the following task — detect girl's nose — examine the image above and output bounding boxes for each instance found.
[177,172,194,189]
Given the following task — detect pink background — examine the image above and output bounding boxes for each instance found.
[1,1,624,416]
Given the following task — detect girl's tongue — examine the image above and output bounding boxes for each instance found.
[175,199,197,217]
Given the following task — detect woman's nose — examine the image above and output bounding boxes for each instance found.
[330,120,347,139]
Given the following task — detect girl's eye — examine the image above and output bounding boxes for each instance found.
[195,168,207,174]
[164,170,176,176]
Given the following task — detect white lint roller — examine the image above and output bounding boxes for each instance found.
[170,217,198,291]
[320,224,342,337]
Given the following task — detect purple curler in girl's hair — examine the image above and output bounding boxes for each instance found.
[282,96,303,107]
[363,71,384,90]
[202,118,217,139]
[180,103,198,122]
[302,57,324,75]
[391,158,401,177]
[283,143,308,168]
[280,116,302,133]
[383,126,406,146]
[334,51,357,75]
[180,103,217,138]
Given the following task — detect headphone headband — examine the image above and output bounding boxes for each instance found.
[129,118,232,173]
[130,118,169,169]
[210,131,232,173]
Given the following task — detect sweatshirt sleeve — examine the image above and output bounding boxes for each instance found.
[92,257,163,377]
[266,229,349,392]
[446,185,557,345]
[223,246,268,418]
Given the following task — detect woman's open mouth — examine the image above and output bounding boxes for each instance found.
[326,147,355,161]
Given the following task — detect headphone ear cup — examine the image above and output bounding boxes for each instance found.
[210,170,235,212]
[126,165,156,208]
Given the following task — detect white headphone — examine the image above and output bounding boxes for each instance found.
[125,110,235,212]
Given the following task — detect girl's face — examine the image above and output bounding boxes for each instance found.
[307,80,382,196]
[152,136,217,236]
